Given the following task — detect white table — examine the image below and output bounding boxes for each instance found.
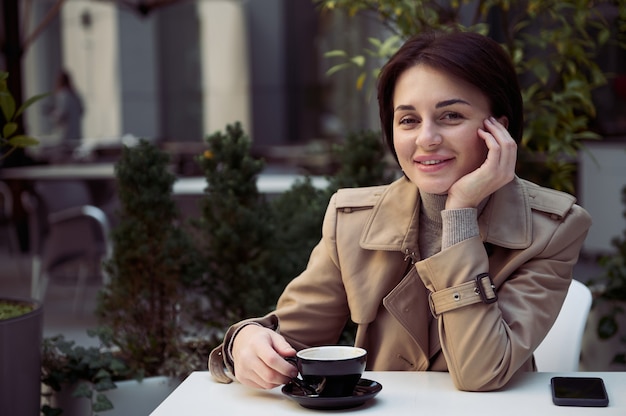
[0,163,116,180]
[0,165,328,194]
[173,175,328,195]
[150,371,626,415]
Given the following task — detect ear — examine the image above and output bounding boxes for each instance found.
[497,116,509,129]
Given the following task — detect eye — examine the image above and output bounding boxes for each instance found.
[398,115,419,126]
[441,112,464,122]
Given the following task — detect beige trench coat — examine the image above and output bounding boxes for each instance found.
[209,176,592,391]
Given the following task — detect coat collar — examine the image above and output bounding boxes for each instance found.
[360,177,533,252]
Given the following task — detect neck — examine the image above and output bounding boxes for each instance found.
[419,192,447,224]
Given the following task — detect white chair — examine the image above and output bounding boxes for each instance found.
[534,279,592,371]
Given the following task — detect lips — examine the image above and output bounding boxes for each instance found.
[414,156,453,165]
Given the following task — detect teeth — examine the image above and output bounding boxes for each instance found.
[421,160,442,165]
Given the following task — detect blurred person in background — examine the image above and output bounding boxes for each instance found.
[48,70,84,144]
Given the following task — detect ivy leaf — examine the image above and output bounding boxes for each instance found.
[597,316,618,340]
[612,353,626,365]
[72,382,93,399]
[40,405,63,416]
[92,393,114,412]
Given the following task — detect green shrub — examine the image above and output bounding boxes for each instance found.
[97,139,202,377]
[195,124,392,335]
[194,123,279,327]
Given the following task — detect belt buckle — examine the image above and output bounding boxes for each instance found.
[475,273,497,304]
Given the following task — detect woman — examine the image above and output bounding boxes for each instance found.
[50,70,84,142]
[208,31,592,392]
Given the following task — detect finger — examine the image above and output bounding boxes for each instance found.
[264,333,298,378]
[232,327,289,389]
[477,126,503,168]
[483,118,517,171]
[485,117,517,152]
[485,116,511,140]
[239,355,287,389]
[242,334,295,387]
[271,331,297,357]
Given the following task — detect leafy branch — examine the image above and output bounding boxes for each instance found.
[0,71,47,160]
[315,0,624,192]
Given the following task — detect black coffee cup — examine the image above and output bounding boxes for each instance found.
[286,346,367,397]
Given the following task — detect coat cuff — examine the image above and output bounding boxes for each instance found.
[207,315,280,383]
[428,273,497,317]
[441,208,479,249]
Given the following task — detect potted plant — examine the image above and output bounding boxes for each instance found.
[1,70,48,416]
[40,331,130,416]
[0,298,43,416]
[581,185,626,371]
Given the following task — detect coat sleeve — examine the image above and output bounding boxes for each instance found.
[271,192,357,348]
[416,203,592,391]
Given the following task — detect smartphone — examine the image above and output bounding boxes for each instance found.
[551,376,609,407]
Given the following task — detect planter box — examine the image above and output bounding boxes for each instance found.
[0,298,43,416]
[579,141,626,254]
[580,298,626,371]
[107,376,180,416]
[50,375,180,416]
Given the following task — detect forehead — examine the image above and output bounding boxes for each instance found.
[393,64,489,109]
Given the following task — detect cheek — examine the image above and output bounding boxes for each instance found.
[463,135,489,170]
[392,131,413,157]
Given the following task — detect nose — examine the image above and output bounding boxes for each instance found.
[415,121,442,149]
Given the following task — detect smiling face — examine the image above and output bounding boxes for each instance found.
[392,64,493,195]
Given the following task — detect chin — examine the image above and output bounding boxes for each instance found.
[415,183,451,195]
[408,175,452,195]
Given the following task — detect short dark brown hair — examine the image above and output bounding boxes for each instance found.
[377,31,523,163]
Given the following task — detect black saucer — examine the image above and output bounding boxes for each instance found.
[281,378,382,410]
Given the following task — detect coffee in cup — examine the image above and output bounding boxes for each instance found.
[286,346,367,397]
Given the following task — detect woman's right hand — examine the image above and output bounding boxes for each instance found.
[445,116,517,210]
[231,324,298,389]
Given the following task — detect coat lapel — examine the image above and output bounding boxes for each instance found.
[359,178,420,252]
[357,176,538,368]
[478,178,532,249]
[360,176,537,252]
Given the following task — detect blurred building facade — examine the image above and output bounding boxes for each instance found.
[3,0,625,254]
[12,0,382,152]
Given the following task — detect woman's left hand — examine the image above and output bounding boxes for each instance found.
[445,117,517,210]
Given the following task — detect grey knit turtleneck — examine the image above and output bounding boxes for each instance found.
[418,192,484,260]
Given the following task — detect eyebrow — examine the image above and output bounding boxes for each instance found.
[436,98,470,108]
[394,98,471,113]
